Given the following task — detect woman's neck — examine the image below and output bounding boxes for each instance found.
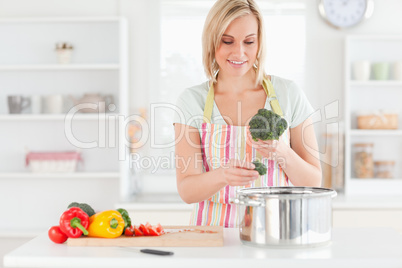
[215,69,258,94]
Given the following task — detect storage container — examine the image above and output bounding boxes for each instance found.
[374,161,395,179]
[356,110,398,130]
[25,151,82,173]
[353,143,374,178]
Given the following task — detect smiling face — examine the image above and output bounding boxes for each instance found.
[215,14,259,79]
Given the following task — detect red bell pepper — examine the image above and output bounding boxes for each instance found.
[59,207,89,238]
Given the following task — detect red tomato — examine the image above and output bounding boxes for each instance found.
[48,226,68,244]
[139,224,150,236]
[155,223,164,234]
[134,226,144,236]
[125,226,134,236]
[148,226,161,236]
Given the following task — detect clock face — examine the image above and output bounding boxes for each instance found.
[319,0,373,28]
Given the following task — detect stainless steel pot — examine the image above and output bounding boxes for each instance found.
[230,187,337,248]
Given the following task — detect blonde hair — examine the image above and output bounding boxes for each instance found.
[202,0,266,86]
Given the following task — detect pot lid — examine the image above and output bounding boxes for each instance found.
[236,186,337,199]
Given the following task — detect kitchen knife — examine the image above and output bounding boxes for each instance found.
[119,247,174,256]
[140,249,174,256]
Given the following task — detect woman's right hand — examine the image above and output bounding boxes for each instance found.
[219,159,259,186]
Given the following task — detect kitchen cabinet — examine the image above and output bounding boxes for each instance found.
[344,35,402,195]
[0,17,130,231]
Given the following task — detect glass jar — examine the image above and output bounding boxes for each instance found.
[374,161,395,179]
[353,143,374,178]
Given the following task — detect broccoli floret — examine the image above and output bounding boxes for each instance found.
[252,160,267,176]
[249,109,287,141]
[67,202,96,217]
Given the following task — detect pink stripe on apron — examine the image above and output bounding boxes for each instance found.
[268,160,274,186]
[197,201,205,226]
[224,125,231,204]
[224,202,231,228]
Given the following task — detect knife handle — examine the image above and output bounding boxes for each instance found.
[140,249,174,256]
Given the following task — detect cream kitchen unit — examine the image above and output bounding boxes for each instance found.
[344,35,402,195]
[0,17,130,233]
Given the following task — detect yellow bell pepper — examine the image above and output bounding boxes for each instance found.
[87,210,125,238]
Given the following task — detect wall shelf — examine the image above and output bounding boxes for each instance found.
[0,114,119,121]
[0,172,119,179]
[0,64,119,71]
[350,129,402,136]
[0,17,122,23]
[349,81,402,87]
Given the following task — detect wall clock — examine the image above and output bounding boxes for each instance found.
[318,0,374,29]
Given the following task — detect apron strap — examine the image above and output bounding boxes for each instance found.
[203,81,215,124]
[262,76,284,117]
[203,76,283,123]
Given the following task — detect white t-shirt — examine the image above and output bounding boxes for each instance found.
[173,75,314,130]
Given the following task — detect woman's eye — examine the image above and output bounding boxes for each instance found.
[223,41,233,45]
[245,41,254,45]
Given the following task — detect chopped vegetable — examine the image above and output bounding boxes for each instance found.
[124,226,134,236]
[134,226,144,236]
[252,160,267,176]
[148,226,162,236]
[134,222,165,236]
[116,208,132,233]
[125,223,165,237]
[139,223,150,236]
[67,202,95,217]
[59,207,89,238]
[155,223,165,235]
[48,226,68,244]
[249,109,287,141]
[87,210,125,238]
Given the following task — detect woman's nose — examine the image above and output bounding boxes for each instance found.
[232,42,245,57]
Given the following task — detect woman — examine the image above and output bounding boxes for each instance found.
[173,0,321,227]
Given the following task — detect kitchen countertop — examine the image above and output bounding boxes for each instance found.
[3,227,402,268]
[116,193,402,211]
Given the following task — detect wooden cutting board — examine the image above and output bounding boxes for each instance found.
[67,225,224,247]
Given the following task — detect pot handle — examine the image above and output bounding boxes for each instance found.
[229,197,265,207]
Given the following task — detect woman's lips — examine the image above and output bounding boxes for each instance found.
[228,60,247,68]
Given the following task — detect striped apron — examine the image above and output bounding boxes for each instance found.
[189,77,290,227]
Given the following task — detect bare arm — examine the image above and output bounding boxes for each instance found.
[248,117,322,187]
[175,123,258,204]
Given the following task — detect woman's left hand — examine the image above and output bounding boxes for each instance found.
[247,130,289,164]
